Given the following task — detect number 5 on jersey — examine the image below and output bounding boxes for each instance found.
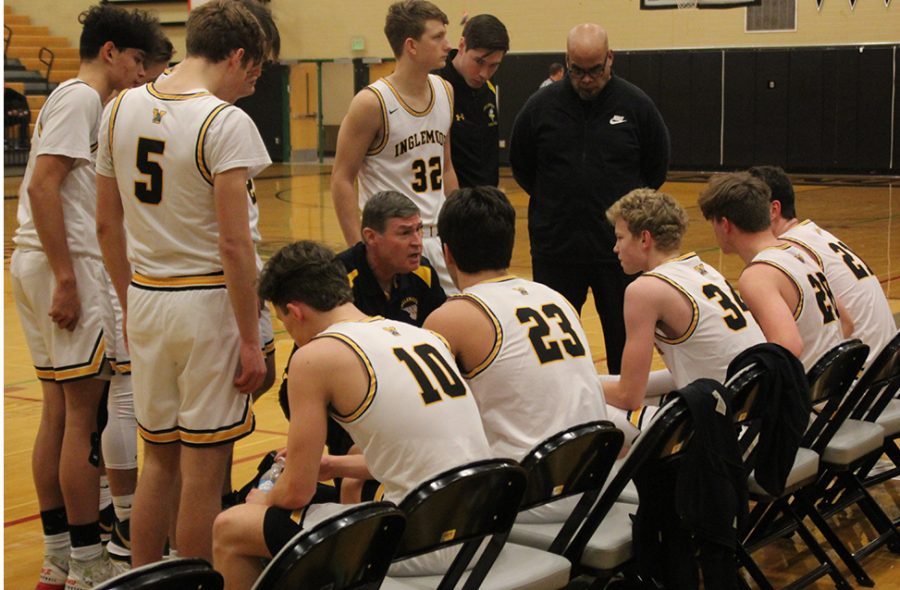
[136,137,165,204]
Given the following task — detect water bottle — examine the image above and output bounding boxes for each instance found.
[257,457,285,492]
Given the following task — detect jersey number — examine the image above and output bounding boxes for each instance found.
[702,283,750,331]
[394,343,466,405]
[411,157,442,192]
[135,138,165,204]
[516,303,586,364]
[807,272,839,324]
[828,241,873,280]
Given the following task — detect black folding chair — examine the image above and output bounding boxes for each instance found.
[94,558,222,590]
[251,501,406,590]
[505,398,693,586]
[384,459,528,590]
[726,361,852,590]
[740,340,871,589]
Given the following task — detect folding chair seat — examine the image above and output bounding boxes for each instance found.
[251,501,406,590]
[381,458,552,590]
[94,558,222,590]
[508,398,695,585]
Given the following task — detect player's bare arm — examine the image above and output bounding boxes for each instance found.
[605,278,663,411]
[739,264,804,358]
[836,298,854,338]
[269,336,371,509]
[331,90,385,246]
[215,167,265,394]
[96,174,131,311]
[441,85,459,194]
[27,154,79,331]
[423,297,494,374]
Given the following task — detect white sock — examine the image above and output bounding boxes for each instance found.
[70,543,102,562]
[44,532,70,557]
[112,494,133,522]
[99,476,112,510]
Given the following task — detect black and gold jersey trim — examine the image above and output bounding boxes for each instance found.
[453,292,503,379]
[196,103,231,185]
[643,272,699,345]
[35,332,108,382]
[131,271,226,291]
[750,256,804,321]
[138,397,255,446]
[318,333,378,423]
[438,77,453,113]
[106,88,130,167]
[383,77,435,117]
[365,86,390,156]
[146,83,211,101]
[781,234,823,269]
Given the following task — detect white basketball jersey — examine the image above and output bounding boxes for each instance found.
[320,317,491,503]
[96,83,270,279]
[358,74,453,226]
[15,80,104,258]
[749,244,844,370]
[459,277,607,461]
[644,253,765,387]
[782,220,895,364]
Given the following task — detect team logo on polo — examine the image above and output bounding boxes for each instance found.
[484,103,497,127]
[152,108,166,124]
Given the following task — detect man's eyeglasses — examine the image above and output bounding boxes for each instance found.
[567,61,606,80]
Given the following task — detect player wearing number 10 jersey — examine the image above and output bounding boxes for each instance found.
[602,189,764,441]
[424,187,608,514]
[699,172,845,372]
[213,241,491,586]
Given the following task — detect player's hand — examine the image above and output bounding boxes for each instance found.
[274,447,288,462]
[234,341,266,394]
[318,454,336,482]
[49,279,80,331]
[122,311,129,355]
[245,488,269,505]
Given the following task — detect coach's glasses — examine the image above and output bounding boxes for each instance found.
[567,58,608,80]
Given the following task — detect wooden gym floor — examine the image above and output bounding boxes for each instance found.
[4,166,900,588]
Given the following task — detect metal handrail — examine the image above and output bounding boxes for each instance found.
[39,47,54,93]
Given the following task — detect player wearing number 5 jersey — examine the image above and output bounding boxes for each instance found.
[601,189,764,442]
[699,173,846,371]
[424,187,607,523]
[96,0,278,566]
[213,241,491,587]
[332,1,459,293]
[750,165,895,366]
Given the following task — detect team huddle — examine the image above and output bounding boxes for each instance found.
[9,1,895,590]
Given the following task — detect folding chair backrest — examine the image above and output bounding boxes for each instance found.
[850,331,900,421]
[802,339,869,453]
[252,502,406,590]
[94,558,222,590]
[394,459,527,590]
[725,363,768,467]
[518,420,623,510]
[564,399,692,563]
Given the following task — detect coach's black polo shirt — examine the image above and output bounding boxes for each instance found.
[438,49,500,188]
[336,241,446,327]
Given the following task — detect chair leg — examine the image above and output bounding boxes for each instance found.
[793,492,874,587]
[735,542,775,590]
[784,501,855,590]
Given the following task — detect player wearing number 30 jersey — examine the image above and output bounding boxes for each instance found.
[601,189,764,441]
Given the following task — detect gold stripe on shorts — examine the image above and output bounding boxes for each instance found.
[131,272,226,291]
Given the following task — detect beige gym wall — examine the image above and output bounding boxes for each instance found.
[7,0,898,62]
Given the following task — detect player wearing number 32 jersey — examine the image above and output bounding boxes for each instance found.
[601,188,764,441]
